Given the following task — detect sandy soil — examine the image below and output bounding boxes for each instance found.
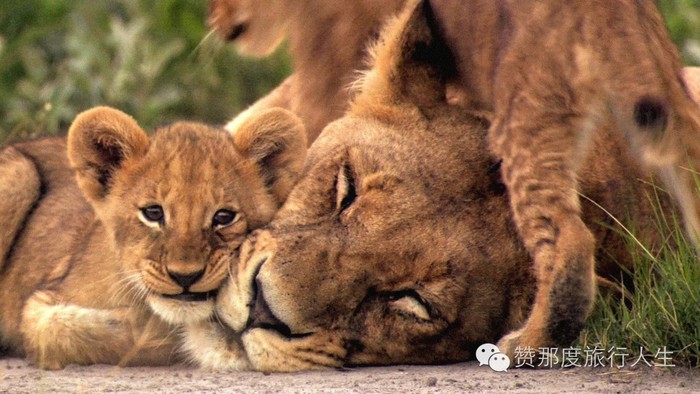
[1,358,698,393]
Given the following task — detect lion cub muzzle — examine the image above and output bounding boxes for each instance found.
[162,268,218,303]
[145,254,226,324]
[168,269,204,289]
[161,257,218,295]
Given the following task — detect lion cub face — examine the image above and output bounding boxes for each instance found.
[67,107,305,325]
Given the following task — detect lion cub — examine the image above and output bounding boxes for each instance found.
[0,106,305,369]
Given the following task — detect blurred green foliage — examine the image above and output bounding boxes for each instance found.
[659,0,700,63]
[0,0,698,142]
[0,0,290,141]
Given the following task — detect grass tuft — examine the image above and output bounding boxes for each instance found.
[579,186,700,368]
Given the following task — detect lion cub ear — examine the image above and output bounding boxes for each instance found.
[231,108,307,204]
[67,106,149,203]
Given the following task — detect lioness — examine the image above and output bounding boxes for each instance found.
[208,0,406,143]
[0,106,305,369]
[187,4,695,371]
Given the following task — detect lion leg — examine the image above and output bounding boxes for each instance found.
[180,319,250,370]
[489,106,597,358]
[0,146,41,269]
[225,75,295,134]
[20,291,141,369]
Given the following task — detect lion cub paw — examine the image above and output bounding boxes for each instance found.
[496,325,554,368]
[21,291,140,369]
[181,320,251,371]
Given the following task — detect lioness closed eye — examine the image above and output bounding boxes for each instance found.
[0,106,305,369]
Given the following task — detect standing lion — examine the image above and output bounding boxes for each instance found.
[208,0,406,143]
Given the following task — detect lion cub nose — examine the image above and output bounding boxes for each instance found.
[168,270,204,289]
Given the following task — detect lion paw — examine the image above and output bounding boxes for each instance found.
[496,328,526,360]
[181,320,251,371]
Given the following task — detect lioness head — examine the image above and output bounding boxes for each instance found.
[208,0,289,56]
[67,106,305,325]
[211,5,538,371]
[207,2,671,372]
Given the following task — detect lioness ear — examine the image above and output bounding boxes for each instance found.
[360,0,454,108]
[67,106,149,202]
[232,108,307,204]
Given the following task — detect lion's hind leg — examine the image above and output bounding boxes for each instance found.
[489,97,598,359]
[0,146,41,270]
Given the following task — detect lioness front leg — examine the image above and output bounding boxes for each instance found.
[490,100,598,358]
[20,291,147,369]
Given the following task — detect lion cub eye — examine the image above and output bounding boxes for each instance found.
[139,205,165,226]
[212,209,238,229]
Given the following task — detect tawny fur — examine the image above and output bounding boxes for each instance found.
[0,106,305,369]
[190,4,699,371]
[421,0,700,356]
[208,0,406,144]
[0,148,40,270]
[684,67,700,103]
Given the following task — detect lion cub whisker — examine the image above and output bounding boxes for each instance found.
[107,273,147,308]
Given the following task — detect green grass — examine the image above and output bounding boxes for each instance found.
[579,187,700,368]
[659,0,700,65]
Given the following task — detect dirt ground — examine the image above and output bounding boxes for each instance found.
[1,357,698,393]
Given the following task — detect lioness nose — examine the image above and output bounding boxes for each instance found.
[248,277,291,336]
[168,269,204,289]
